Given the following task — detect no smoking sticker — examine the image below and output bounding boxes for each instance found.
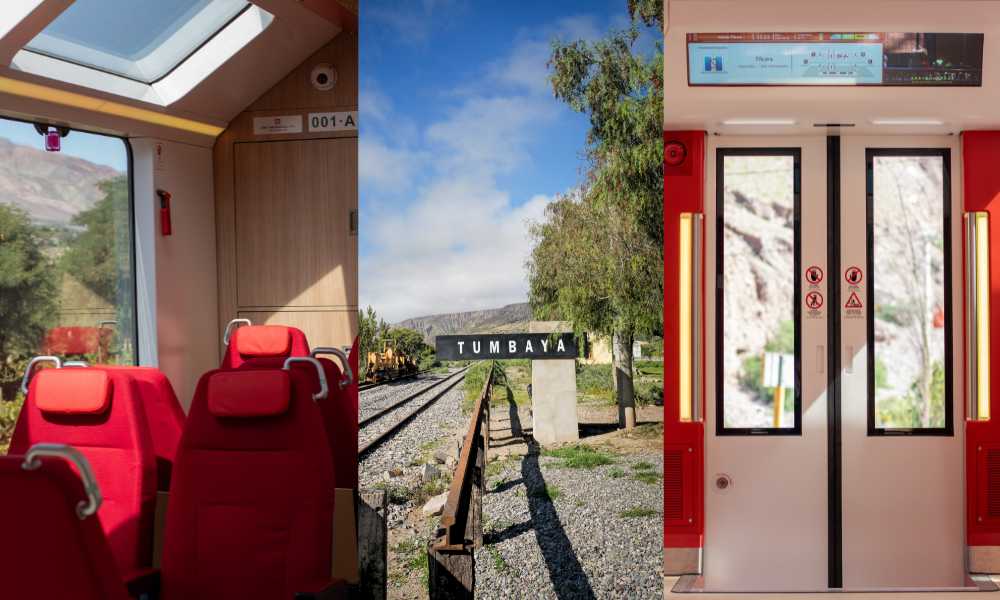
[845,266,863,286]
[805,266,824,285]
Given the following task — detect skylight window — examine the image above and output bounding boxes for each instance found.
[24,0,250,84]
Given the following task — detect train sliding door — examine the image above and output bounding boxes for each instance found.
[839,137,965,589]
[702,135,966,591]
[704,137,829,591]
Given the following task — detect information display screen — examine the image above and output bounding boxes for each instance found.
[687,33,983,86]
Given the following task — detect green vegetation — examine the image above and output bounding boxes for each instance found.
[0,204,58,401]
[390,538,429,588]
[486,546,511,574]
[620,507,659,519]
[60,177,131,304]
[543,444,616,469]
[0,394,24,453]
[632,470,661,485]
[739,319,795,405]
[530,484,561,501]
[878,360,946,428]
[632,461,654,471]
[576,361,662,406]
[463,360,509,412]
[608,467,625,479]
[528,1,663,429]
[358,306,437,379]
[486,456,516,478]
[1,176,137,400]
[373,481,412,505]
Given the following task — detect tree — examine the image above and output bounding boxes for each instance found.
[358,306,390,378]
[60,176,131,303]
[385,327,429,359]
[533,1,663,429]
[0,204,58,401]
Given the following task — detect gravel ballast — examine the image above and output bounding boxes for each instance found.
[359,373,468,529]
[476,447,664,599]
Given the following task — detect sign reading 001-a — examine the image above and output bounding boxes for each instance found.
[436,333,580,361]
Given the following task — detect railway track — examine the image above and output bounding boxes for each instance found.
[358,367,469,458]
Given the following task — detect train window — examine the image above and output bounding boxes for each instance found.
[716,149,801,435]
[867,150,953,435]
[23,0,250,83]
[0,117,136,400]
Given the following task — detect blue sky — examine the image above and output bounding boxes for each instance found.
[360,0,639,323]
[0,118,127,172]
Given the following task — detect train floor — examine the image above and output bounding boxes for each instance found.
[663,577,1000,598]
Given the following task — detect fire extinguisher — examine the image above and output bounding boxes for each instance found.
[156,190,172,236]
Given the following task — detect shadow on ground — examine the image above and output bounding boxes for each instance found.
[485,395,597,599]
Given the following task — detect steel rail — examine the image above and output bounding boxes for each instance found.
[359,367,469,429]
[358,369,469,458]
[436,361,493,548]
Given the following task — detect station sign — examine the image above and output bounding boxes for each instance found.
[436,333,580,361]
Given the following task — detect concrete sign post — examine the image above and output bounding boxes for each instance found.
[529,321,578,446]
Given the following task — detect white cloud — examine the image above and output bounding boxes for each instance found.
[359,136,423,195]
[361,186,551,323]
[487,15,604,96]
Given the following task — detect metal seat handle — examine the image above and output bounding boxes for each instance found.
[309,347,354,390]
[222,318,252,347]
[64,361,89,368]
[283,357,328,401]
[21,443,102,520]
[20,356,63,395]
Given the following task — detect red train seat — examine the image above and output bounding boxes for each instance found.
[9,368,157,578]
[311,347,359,491]
[0,446,132,600]
[160,361,342,599]
[93,366,185,491]
[43,326,113,359]
[221,321,311,368]
[237,347,358,491]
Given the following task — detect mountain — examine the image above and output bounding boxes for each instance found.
[395,302,533,343]
[0,137,122,227]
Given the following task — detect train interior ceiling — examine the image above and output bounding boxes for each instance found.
[664,0,1000,595]
[0,1,360,597]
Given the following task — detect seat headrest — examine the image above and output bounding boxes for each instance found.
[34,369,112,416]
[234,326,293,358]
[207,371,290,417]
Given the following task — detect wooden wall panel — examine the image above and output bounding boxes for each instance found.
[238,310,357,351]
[234,138,357,308]
[215,31,358,356]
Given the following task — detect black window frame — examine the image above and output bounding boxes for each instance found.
[716,147,803,436]
[865,148,954,437]
[0,114,139,366]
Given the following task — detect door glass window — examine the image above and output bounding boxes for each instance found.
[0,118,136,406]
[868,151,952,434]
[717,150,801,434]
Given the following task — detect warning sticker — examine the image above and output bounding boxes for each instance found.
[805,291,824,319]
[805,266,824,285]
[844,290,864,318]
[845,266,863,286]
